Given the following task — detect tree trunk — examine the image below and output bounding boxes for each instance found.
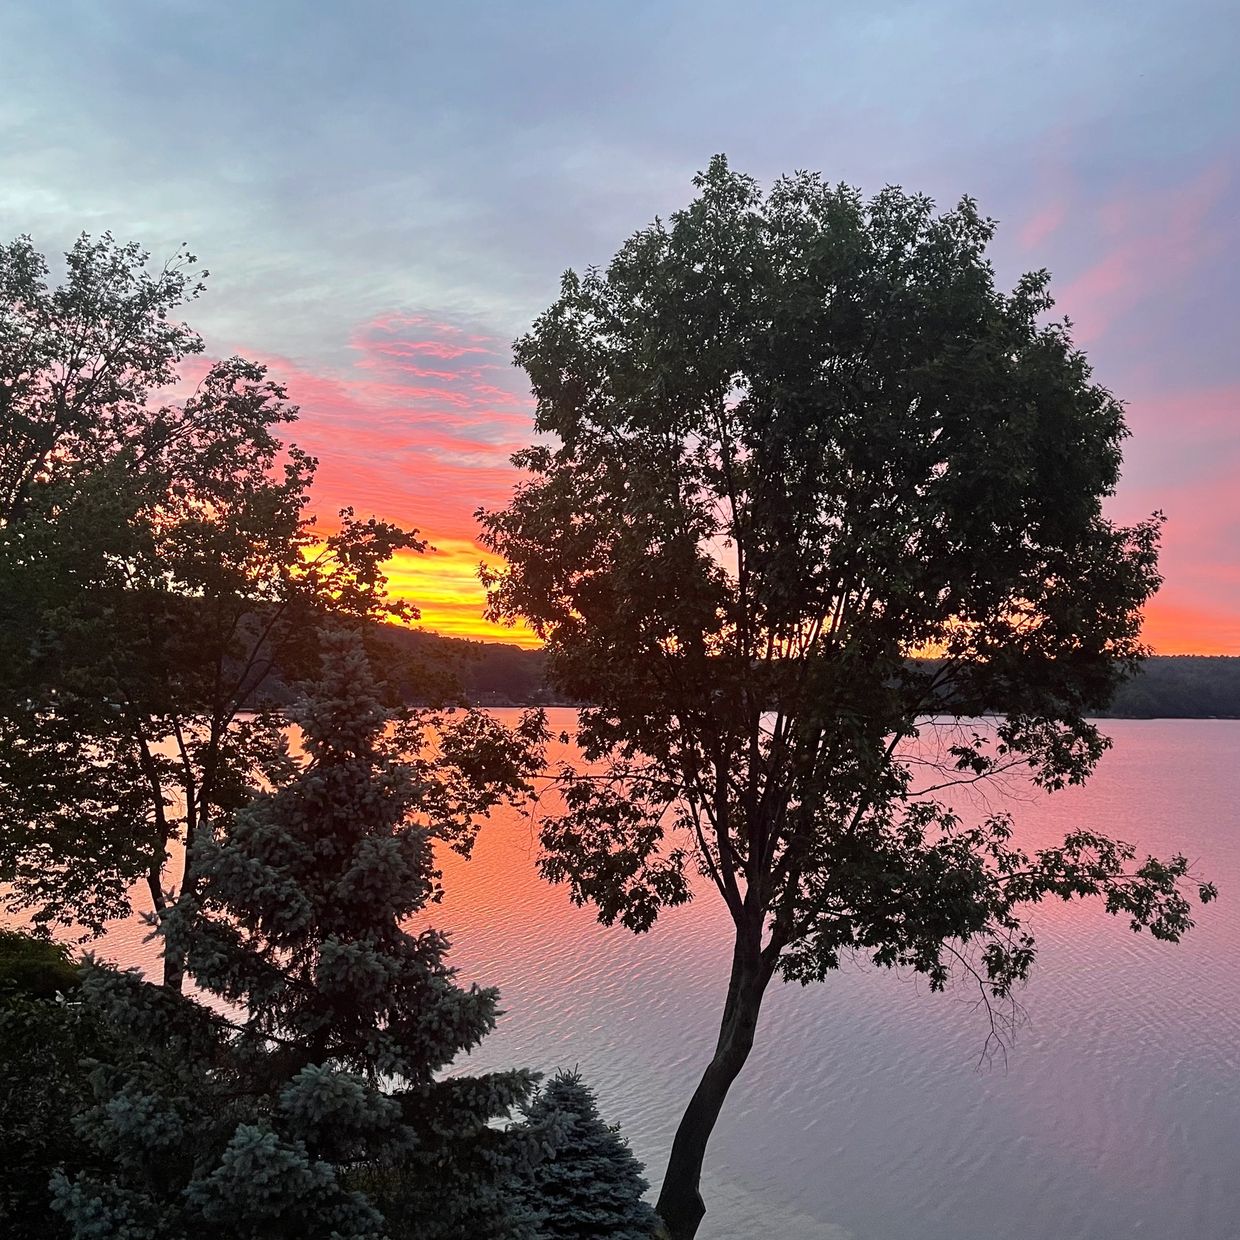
[143,861,185,992]
[154,831,194,993]
[161,942,186,992]
[656,926,774,1240]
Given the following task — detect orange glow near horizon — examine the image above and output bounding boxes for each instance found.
[203,312,546,646]
[383,542,540,647]
[1137,600,1240,657]
[217,298,1235,656]
[364,525,1238,656]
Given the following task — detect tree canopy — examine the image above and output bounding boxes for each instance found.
[479,156,1215,1239]
[0,234,416,981]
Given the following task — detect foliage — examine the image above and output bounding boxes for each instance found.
[51,963,388,1240]
[0,934,103,1240]
[0,926,82,997]
[0,233,419,980]
[479,156,1215,1237]
[517,1072,658,1240]
[52,631,546,1239]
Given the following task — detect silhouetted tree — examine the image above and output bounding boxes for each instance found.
[479,156,1216,1239]
[52,632,545,1239]
[0,233,419,986]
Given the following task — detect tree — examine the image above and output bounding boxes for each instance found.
[0,233,420,985]
[0,931,101,1240]
[478,157,1216,1238]
[53,631,546,1239]
[517,1071,658,1240]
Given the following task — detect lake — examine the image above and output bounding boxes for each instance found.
[80,713,1240,1240]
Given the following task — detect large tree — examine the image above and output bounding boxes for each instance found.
[479,157,1215,1238]
[0,234,418,984]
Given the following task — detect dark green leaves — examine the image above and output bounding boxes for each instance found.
[481,156,1210,1011]
[0,234,421,949]
[53,634,545,1239]
[539,770,691,932]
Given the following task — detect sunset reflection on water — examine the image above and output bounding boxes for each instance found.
[435,713,1240,1240]
[48,712,1240,1240]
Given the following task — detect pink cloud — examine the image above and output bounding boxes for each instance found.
[173,311,537,597]
[1058,247,1141,339]
[1125,384,1239,436]
[1056,161,1231,342]
[397,339,492,360]
[1107,438,1240,655]
[1019,201,1067,251]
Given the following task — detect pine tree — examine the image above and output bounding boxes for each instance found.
[518,1072,659,1240]
[53,631,544,1239]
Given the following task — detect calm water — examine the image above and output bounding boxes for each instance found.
[79,715,1240,1240]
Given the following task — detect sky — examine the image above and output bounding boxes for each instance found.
[1,1,1236,651]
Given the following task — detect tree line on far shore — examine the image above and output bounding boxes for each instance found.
[387,628,1240,718]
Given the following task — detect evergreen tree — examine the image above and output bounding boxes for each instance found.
[518,1072,658,1240]
[53,631,545,1239]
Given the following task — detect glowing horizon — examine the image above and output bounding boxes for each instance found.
[273,305,1237,654]
[272,302,1237,654]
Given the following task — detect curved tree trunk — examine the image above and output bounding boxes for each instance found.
[656,925,775,1240]
[146,863,186,993]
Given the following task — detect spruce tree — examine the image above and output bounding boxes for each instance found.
[518,1072,658,1240]
[53,631,543,1239]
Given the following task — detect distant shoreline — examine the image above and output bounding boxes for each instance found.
[373,627,1240,719]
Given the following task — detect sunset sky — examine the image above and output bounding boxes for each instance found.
[1,2,1236,651]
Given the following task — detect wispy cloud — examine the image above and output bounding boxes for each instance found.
[1054,162,1232,343]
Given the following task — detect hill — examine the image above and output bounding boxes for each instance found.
[1103,655,1240,718]
[374,624,555,706]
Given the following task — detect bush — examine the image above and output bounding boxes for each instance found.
[0,928,81,998]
